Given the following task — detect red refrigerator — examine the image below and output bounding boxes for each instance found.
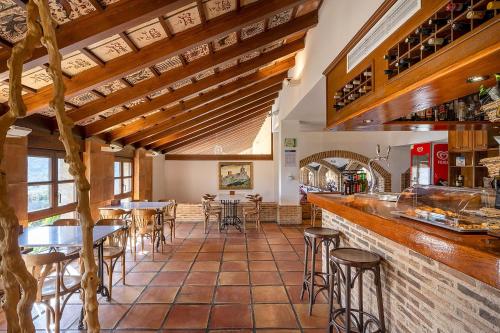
[410,143,448,186]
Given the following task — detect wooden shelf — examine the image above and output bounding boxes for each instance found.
[334,65,373,111]
[382,120,493,131]
[384,0,499,80]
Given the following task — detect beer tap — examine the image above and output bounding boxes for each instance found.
[368,144,391,194]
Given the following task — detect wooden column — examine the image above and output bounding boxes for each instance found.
[133,148,153,201]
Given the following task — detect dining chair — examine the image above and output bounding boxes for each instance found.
[201,197,222,234]
[159,199,177,242]
[52,218,79,226]
[95,219,128,299]
[131,209,161,260]
[23,251,81,333]
[100,209,134,253]
[243,195,263,232]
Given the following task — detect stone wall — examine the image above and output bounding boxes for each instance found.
[322,209,499,333]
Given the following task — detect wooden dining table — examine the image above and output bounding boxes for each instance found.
[18,225,124,329]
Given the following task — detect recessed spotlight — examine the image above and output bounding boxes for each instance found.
[363,119,373,124]
[466,75,490,83]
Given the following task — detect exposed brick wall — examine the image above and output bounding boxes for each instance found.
[322,209,499,333]
[300,150,392,191]
[277,205,302,225]
[401,168,411,191]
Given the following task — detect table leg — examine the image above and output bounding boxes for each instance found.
[97,240,110,301]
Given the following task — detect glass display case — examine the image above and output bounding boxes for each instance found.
[392,185,499,233]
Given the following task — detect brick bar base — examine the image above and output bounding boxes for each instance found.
[278,205,302,225]
[322,209,499,333]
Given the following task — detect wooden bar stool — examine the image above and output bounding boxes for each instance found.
[301,227,340,315]
[328,248,385,333]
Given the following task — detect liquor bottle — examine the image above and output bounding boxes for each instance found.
[457,99,466,121]
[452,22,471,31]
[487,1,500,10]
[420,44,434,52]
[428,18,448,26]
[417,110,427,120]
[433,107,439,121]
[438,104,448,121]
[428,37,447,45]
[405,36,420,44]
[456,174,464,187]
[466,10,485,19]
[425,108,434,120]
[446,2,464,12]
[383,54,397,61]
[415,27,433,36]
[448,101,457,120]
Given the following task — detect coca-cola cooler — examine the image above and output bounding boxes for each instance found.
[410,143,448,186]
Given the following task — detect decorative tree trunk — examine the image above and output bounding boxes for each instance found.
[0,0,100,331]
[32,0,100,331]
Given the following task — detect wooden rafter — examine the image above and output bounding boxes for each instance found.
[0,0,196,76]
[124,87,280,146]
[79,47,105,67]
[82,50,296,135]
[162,111,269,153]
[149,102,274,149]
[70,34,304,123]
[196,0,207,25]
[107,71,287,141]
[17,2,316,113]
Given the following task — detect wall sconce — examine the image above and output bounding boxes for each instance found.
[288,174,295,180]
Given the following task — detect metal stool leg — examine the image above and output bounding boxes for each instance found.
[345,265,352,333]
[358,269,364,332]
[300,235,309,300]
[375,265,386,332]
[309,237,317,315]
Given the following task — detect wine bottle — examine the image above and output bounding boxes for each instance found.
[487,1,500,10]
[428,37,447,45]
[420,44,434,52]
[446,2,464,12]
[452,22,470,31]
[348,94,359,100]
[343,87,350,92]
[384,69,396,75]
[428,18,448,25]
[383,54,397,61]
[352,79,361,85]
[415,27,433,35]
[334,94,342,99]
[345,83,354,89]
[363,70,372,77]
[405,36,419,44]
[363,85,372,91]
[466,10,485,19]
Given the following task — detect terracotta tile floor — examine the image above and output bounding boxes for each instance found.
[0,222,330,332]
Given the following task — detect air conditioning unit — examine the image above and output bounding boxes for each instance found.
[7,125,32,138]
[101,142,123,152]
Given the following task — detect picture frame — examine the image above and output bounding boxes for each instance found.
[218,162,254,190]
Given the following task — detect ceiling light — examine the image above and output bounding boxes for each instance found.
[466,75,490,83]
[363,119,373,124]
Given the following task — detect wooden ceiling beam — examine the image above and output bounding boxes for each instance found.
[161,110,269,153]
[28,12,314,115]
[107,71,287,141]
[122,85,281,146]
[149,103,273,150]
[0,0,195,76]
[83,49,296,136]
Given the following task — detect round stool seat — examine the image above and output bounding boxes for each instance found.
[330,247,380,268]
[304,227,339,239]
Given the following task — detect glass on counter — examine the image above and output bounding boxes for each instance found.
[393,185,499,233]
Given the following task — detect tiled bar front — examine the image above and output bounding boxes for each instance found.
[322,209,499,333]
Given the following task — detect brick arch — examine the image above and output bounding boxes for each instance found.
[299,150,392,191]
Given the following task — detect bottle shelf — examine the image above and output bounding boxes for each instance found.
[384,0,499,80]
[334,65,373,111]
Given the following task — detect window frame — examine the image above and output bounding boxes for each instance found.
[114,158,133,199]
[27,149,77,222]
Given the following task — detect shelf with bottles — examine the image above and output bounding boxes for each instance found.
[393,91,489,123]
[341,170,368,195]
[384,0,499,80]
[333,66,373,111]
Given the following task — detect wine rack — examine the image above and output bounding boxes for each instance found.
[384,0,499,79]
[334,66,373,111]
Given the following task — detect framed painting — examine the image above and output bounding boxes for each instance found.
[218,162,254,190]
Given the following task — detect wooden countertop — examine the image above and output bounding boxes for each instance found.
[308,193,500,289]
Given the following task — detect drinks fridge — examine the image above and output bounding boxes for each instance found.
[410,143,449,186]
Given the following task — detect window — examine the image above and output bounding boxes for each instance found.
[28,151,77,221]
[114,159,133,197]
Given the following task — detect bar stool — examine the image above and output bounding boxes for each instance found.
[301,227,340,315]
[329,248,385,333]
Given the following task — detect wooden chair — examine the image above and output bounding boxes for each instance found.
[130,209,161,260]
[100,209,134,253]
[23,252,81,333]
[52,218,79,226]
[159,199,177,242]
[201,197,222,234]
[95,219,128,299]
[243,195,263,232]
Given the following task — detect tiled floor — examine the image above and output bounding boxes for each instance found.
[0,222,330,332]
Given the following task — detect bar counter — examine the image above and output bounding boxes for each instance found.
[308,193,499,332]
